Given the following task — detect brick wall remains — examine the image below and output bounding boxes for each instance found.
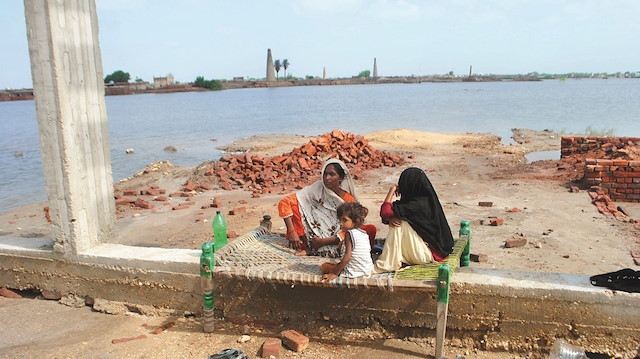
[562,136,640,202]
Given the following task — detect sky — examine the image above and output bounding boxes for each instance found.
[1,0,639,89]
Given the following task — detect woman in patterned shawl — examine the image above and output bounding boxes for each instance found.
[278,159,375,257]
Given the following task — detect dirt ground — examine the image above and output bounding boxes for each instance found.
[1,128,640,358]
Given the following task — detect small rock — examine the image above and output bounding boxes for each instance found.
[534,242,542,248]
[125,148,134,154]
[60,294,86,308]
[242,325,251,335]
[470,253,488,262]
[238,334,251,343]
[163,146,177,152]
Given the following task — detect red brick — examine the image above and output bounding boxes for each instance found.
[154,196,167,202]
[260,337,282,358]
[478,201,493,207]
[613,160,629,166]
[0,287,22,299]
[145,189,160,196]
[184,182,196,191]
[123,189,137,196]
[489,218,504,226]
[505,237,527,248]
[116,198,135,205]
[280,330,309,352]
[134,198,154,209]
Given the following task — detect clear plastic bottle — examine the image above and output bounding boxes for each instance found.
[212,211,228,252]
[549,339,588,359]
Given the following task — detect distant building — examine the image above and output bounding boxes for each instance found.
[153,73,175,89]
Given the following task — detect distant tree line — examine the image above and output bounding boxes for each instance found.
[104,70,130,83]
[194,76,221,90]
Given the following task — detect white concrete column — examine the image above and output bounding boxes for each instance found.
[24,0,116,255]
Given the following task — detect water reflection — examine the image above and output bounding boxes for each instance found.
[526,150,560,163]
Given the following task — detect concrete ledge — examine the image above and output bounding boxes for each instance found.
[1,238,638,354]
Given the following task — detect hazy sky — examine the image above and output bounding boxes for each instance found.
[1,0,639,89]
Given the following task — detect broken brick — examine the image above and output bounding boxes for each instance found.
[505,237,527,248]
[228,207,246,215]
[0,287,22,299]
[260,337,282,358]
[280,329,309,352]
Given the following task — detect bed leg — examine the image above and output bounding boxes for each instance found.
[435,264,451,359]
[459,219,471,267]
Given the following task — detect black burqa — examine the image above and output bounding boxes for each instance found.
[392,167,454,257]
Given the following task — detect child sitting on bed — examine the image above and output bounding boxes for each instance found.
[321,202,373,280]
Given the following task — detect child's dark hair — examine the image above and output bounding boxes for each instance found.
[337,202,368,227]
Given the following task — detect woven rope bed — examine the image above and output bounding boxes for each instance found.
[214,226,469,291]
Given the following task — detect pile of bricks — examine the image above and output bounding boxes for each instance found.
[200,129,405,194]
[588,186,628,218]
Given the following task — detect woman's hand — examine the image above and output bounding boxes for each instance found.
[389,217,402,227]
[384,184,398,203]
[322,273,338,281]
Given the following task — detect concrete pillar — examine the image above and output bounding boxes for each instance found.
[24,0,117,255]
[266,49,275,82]
[373,58,378,78]
[323,67,326,79]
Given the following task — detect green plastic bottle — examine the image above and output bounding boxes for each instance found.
[212,211,228,252]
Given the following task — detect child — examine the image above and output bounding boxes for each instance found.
[321,202,374,280]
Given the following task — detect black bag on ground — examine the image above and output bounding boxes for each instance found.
[590,268,640,293]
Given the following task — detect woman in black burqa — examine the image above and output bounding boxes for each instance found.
[374,167,454,272]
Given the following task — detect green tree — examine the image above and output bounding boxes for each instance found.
[283,59,290,79]
[104,70,130,83]
[194,76,222,90]
[274,59,282,81]
[357,70,370,78]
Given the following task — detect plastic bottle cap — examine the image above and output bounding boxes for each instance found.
[216,210,220,214]
[201,242,213,252]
